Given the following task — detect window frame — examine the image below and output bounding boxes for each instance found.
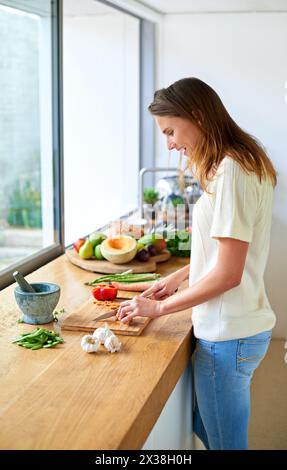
[0,0,64,290]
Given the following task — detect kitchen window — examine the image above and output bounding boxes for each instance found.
[63,0,140,245]
[0,0,63,290]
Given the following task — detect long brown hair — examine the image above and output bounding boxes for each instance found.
[148,77,277,190]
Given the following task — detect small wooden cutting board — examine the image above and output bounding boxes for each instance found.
[66,248,171,274]
[61,295,150,336]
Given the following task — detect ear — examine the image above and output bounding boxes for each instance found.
[192,109,204,124]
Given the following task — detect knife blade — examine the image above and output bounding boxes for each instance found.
[93,309,118,321]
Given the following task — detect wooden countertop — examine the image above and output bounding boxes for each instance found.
[0,253,192,450]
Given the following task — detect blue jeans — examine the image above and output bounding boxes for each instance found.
[192,329,272,450]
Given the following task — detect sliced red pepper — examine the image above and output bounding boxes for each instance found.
[92,284,118,301]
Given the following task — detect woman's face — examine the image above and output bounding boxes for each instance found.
[154,115,203,157]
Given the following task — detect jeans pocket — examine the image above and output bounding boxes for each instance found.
[195,340,215,375]
[236,334,271,377]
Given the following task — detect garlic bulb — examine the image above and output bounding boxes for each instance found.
[104,334,122,353]
[81,334,100,353]
[92,325,113,345]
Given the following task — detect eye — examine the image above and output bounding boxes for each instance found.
[167,130,174,136]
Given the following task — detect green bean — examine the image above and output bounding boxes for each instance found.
[22,328,44,339]
[12,337,24,343]
[85,272,161,286]
[12,330,43,343]
[31,344,43,350]
[43,341,60,348]
[12,327,64,350]
[38,334,48,343]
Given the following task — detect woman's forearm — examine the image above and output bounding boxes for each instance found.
[159,267,238,316]
[173,263,190,283]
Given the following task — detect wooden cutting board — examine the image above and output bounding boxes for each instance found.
[61,293,150,336]
[66,248,171,274]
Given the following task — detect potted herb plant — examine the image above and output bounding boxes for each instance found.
[143,187,160,231]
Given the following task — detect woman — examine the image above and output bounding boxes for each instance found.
[116,77,277,450]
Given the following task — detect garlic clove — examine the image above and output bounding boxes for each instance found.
[81,334,100,353]
[104,334,122,353]
[92,325,113,344]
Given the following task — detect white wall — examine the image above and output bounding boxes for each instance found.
[63,14,139,246]
[156,13,287,338]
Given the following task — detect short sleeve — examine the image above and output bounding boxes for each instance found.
[210,158,258,242]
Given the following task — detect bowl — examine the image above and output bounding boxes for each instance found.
[14,282,61,325]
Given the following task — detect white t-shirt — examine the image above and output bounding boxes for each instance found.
[189,156,276,342]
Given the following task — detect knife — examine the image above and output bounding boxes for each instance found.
[93,309,118,321]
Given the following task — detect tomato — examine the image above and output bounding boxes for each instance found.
[92,284,118,301]
[153,238,167,253]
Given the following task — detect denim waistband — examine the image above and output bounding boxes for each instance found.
[196,329,273,346]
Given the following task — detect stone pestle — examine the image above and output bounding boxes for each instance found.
[13,271,36,293]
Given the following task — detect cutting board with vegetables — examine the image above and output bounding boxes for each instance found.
[66,248,171,274]
[61,294,150,336]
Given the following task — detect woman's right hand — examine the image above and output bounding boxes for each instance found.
[140,271,183,300]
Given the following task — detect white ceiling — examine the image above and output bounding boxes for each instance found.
[137,0,287,14]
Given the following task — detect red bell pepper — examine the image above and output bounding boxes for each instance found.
[92,284,118,301]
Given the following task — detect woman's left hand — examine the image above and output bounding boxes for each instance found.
[116,296,162,324]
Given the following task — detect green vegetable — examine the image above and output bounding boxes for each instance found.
[166,230,191,257]
[43,341,61,348]
[138,229,191,257]
[143,187,159,205]
[85,272,161,286]
[31,344,43,350]
[12,328,64,350]
[171,197,185,207]
[138,233,164,246]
